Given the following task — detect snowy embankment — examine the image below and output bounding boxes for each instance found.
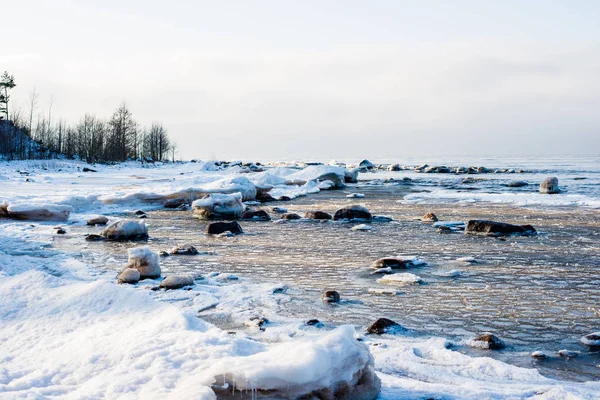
[2,160,600,399]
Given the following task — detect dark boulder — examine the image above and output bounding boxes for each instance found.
[421,212,438,222]
[371,258,417,270]
[304,211,332,220]
[256,189,276,203]
[278,196,292,201]
[281,212,301,220]
[87,216,109,225]
[164,197,188,208]
[366,318,401,334]
[82,167,97,172]
[333,205,372,221]
[206,221,243,235]
[85,233,105,241]
[322,290,340,303]
[169,244,199,255]
[241,210,271,221]
[465,220,536,237]
[470,333,505,350]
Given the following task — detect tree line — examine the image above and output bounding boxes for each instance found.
[0,71,176,163]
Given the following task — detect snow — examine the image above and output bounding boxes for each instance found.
[351,224,374,231]
[581,332,600,346]
[102,219,148,240]
[126,246,161,279]
[1,202,73,221]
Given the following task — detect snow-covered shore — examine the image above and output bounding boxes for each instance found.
[1,160,600,399]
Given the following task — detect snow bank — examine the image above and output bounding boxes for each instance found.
[285,165,346,188]
[192,193,245,219]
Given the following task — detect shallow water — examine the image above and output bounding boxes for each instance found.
[51,179,600,383]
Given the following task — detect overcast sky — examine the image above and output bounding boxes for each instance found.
[3,1,600,160]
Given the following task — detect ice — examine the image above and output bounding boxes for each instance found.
[377,273,423,285]
[192,192,245,219]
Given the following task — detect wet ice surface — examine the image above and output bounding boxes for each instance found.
[51,182,600,383]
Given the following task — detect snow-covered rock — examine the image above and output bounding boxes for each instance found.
[347,193,365,198]
[159,274,194,290]
[87,215,109,225]
[126,246,161,279]
[539,177,560,194]
[0,202,72,221]
[203,326,381,400]
[192,193,245,219]
[285,165,346,188]
[467,333,505,350]
[581,332,600,347]
[102,220,149,240]
[344,168,359,183]
[117,268,141,284]
[352,224,374,231]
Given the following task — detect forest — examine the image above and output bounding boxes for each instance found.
[0,71,175,163]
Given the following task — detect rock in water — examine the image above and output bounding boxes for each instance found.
[539,177,560,194]
[169,244,199,255]
[344,168,359,183]
[102,220,149,240]
[421,212,438,222]
[358,159,374,171]
[469,333,505,350]
[465,220,536,237]
[192,193,245,219]
[159,274,194,289]
[240,209,271,221]
[117,268,141,284]
[85,233,105,241]
[581,332,600,347]
[322,290,340,303]
[281,212,302,220]
[366,318,401,334]
[87,216,109,225]
[304,211,332,220]
[126,246,161,279]
[333,205,372,221]
[206,221,243,235]
[1,203,72,222]
[371,258,419,269]
[164,197,187,208]
[506,180,528,188]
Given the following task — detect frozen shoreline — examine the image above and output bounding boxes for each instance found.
[1,160,600,399]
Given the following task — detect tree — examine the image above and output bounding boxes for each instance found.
[142,122,170,161]
[107,103,136,162]
[0,71,16,120]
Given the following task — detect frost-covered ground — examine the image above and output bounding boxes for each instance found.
[1,160,600,399]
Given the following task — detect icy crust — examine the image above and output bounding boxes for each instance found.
[192,193,245,219]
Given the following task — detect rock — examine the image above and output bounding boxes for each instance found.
[256,189,276,203]
[0,203,72,222]
[272,207,288,213]
[372,215,393,222]
[134,210,146,216]
[347,193,365,198]
[540,177,560,194]
[304,211,332,220]
[581,332,600,347]
[56,228,66,234]
[531,351,549,360]
[366,318,401,334]
[333,205,372,221]
[358,159,374,171]
[82,167,97,172]
[437,226,453,234]
[159,250,170,257]
[306,319,321,326]
[164,197,187,208]
[159,274,195,290]
[118,268,140,284]
[506,180,528,188]
[344,168,359,183]
[126,246,161,279]
[169,244,199,255]
[465,220,536,237]
[388,164,401,171]
[558,349,579,358]
[85,233,105,241]
[241,210,271,221]
[192,193,245,219]
[281,212,302,220]
[87,216,109,225]
[371,258,418,269]
[421,212,438,222]
[469,333,505,350]
[245,316,269,331]
[206,221,243,235]
[101,220,149,240]
[322,290,340,303]
[278,196,292,201]
[376,273,423,285]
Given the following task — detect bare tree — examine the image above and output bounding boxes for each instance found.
[0,71,16,120]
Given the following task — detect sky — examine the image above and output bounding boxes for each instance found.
[3,0,600,161]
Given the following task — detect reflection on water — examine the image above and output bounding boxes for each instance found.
[56,184,600,382]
